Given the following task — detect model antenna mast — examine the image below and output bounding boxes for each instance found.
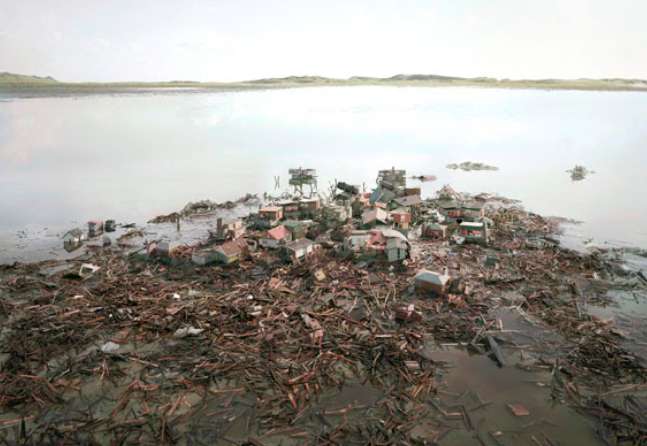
[288,167,318,197]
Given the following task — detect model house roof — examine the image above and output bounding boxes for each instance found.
[463,201,484,210]
[390,208,410,216]
[394,195,421,207]
[424,222,446,230]
[438,200,459,209]
[260,206,282,213]
[286,238,314,251]
[267,225,289,240]
[362,208,388,225]
[460,221,485,229]
[283,219,307,230]
[380,229,409,242]
[216,239,245,256]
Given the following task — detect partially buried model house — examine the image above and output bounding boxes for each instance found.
[214,238,247,264]
[422,222,448,240]
[259,206,283,226]
[390,209,412,230]
[414,269,452,297]
[437,200,484,223]
[458,221,488,245]
[213,218,245,241]
[362,208,389,228]
[280,238,317,262]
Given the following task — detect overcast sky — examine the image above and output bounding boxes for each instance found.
[1,0,645,82]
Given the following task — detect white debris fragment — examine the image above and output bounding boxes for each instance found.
[100,341,120,353]
[301,314,324,345]
[79,263,100,278]
[174,326,204,338]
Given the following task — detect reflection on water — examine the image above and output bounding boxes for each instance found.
[422,344,604,445]
[589,288,647,359]
[1,86,647,262]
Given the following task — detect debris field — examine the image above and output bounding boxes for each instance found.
[0,168,646,445]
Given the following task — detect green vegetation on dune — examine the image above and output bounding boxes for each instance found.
[0,72,58,85]
[1,71,646,96]
[247,75,342,84]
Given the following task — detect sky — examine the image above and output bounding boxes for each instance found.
[1,0,646,82]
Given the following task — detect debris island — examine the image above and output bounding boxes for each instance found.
[0,167,645,445]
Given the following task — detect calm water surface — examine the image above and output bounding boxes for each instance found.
[1,86,647,262]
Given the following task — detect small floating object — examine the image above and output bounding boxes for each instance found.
[447,161,499,172]
[566,165,595,181]
[507,403,530,417]
[88,220,104,238]
[409,175,437,182]
[105,219,116,232]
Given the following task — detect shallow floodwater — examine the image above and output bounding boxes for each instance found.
[1,86,647,262]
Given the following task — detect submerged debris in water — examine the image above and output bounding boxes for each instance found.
[148,193,261,223]
[546,215,584,225]
[567,165,595,181]
[447,161,499,172]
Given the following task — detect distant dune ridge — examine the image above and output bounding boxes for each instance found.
[1,71,647,94]
[0,72,58,84]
